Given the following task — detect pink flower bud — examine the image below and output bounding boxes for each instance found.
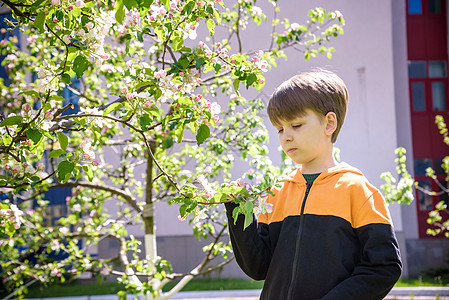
[252,56,259,62]
[212,115,220,122]
[257,50,264,57]
[78,28,85,37]
[68,5,73,10]
[211,57,218,63]
[86,22,94,30]
[44,111,52,120]
[92,160,99,166]
[53,17,58,23]
[198,41,205,48]
[84,153,90,160]
[22,103,31,111]
[75,0,85,8]
[258,78,265,84]
[122,87,128,94]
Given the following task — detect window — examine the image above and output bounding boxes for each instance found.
[438,180,449,204]
[412,82,426,111]
[434,158,446,175]
[409,0,423,14]
[417,181,433,210]
[429,0,442,13]
[409,61,427,78]
[432,82,446,111]
[429,61,447,78]
[0,13,20,86]
[414,158,433,175]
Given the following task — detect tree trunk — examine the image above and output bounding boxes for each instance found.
[144,141,157,300]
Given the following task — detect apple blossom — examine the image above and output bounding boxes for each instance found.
[72,204,82,212]
[75,0,85,8]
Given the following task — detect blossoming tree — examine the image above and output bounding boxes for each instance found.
[0,0,344,298]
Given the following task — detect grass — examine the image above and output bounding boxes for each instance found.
[22,276,449,298]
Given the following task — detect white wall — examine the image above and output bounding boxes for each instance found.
[151,0,406,237]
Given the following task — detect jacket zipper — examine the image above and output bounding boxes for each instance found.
[286,182,313,300]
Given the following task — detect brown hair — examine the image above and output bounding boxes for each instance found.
[267,70,349,143]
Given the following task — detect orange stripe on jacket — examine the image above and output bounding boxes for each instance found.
[258,166,393,229]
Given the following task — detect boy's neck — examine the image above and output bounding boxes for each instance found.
[301,150,338,174]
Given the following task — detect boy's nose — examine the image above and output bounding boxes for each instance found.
[281,131,293,142]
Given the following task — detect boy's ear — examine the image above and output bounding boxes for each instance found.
[324,112,337,136]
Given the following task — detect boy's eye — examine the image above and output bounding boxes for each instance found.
[292,124,302,128]
[277,129,283,134]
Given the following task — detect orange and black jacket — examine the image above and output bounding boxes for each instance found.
[225,163,402,300]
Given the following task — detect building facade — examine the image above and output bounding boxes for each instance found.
[1,0,449,279]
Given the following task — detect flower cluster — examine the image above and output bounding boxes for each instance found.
[0,204,25,230]
[252,196,273,219]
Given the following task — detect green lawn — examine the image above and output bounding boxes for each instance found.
[23,277,449,299]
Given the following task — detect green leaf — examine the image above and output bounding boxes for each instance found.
[61,73,72,85]
[243,211,253,230]
[123,0,138,10]
[246,73,257,89]
[82,165,93,181]
[49,95,66,101]
[103,102,124,116]
[139,114,153,131]
[0,116,23,127]
[184,1,195,14]
[27,128,43,144]
[34,11,46,34]
[175,122,186,143]
[196,124,210,145]
[31,0,46,8]
[195,57,205,69]
[49,149,66,158]
[154,27,165,41]
[114,0,126,24]
[57,160,75,182]
[213,8,221,25]
[72,55,89,79]
[233,79,240,93]
[2,134,12,146]
[172,36,183,51]
[206,19,215,36]
[57,131,69,151]
[19,90,40,97]
[231,207,239,225]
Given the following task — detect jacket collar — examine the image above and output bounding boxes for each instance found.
[285,162,364,184]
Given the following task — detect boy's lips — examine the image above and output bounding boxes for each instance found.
[287,148,297,154]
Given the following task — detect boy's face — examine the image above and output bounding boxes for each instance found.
[274,109,335,173]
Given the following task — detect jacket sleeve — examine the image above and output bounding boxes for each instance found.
[320,191,402,300]
[224,202,272,280]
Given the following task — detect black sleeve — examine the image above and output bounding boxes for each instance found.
[224,202,272,280]
[320,223,402,300]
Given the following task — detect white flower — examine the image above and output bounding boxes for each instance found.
[72,204,82,212]
[210,102,221,116]
[193,207,207,224]
[290,23,300,31]
[251,6,263,17]
[59,227,70,235]
[75,0,85,8]
[100,266,111,276]
[253,196,273,218]
[25,165,35,174]
[50,240,60,251]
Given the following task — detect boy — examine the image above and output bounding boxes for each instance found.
[225,70,402,300]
